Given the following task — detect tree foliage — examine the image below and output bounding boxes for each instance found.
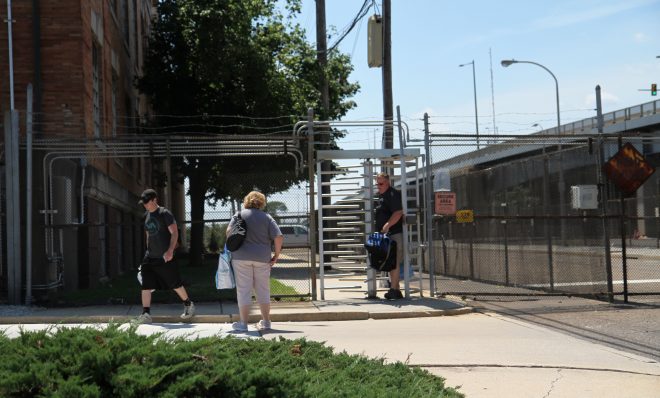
[138,0,359,264]
[139,0,359,189]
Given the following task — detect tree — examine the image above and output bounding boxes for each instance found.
[139,0,359,266]
[265,200,288,222]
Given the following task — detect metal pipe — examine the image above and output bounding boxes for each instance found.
[26,85,33,305]
[6,0,15,110]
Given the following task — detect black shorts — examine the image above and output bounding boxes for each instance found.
[141,257,184,290]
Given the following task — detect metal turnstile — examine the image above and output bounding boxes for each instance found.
[315,149,424,300]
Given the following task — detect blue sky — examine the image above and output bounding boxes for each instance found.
[298,0,660,148]
[197,0,660,219]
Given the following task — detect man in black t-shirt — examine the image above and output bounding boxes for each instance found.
[133,189,195,324]
[375,173,404,300]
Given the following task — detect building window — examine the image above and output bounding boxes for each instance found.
[92,43,102,138]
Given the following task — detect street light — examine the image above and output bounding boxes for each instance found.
[501,59,561,131]
[459,60,480,149]
[502,58,566,249]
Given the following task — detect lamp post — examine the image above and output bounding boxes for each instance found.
[502,60,560,131]
[502,58,567,263]
[459,60,480,149]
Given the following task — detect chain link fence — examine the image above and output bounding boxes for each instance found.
[4,122,660,306]
[427,135,660,303]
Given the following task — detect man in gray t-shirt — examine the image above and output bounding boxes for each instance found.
[133,189,195,325]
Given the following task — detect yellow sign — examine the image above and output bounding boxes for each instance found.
[455,210,474,223]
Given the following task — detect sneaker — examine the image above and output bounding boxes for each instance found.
[256,320,271,331]
[181,302,195,320]
[132,312,152,325]
[384,289,403,300]
[231,321,248,332]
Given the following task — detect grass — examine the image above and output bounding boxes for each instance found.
[50,254,304,307]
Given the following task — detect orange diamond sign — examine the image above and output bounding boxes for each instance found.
[603,143,655,195]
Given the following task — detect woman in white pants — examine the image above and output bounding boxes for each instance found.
[227,191,283,332]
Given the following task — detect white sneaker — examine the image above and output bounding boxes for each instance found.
[181,302,195,320]
[231,321,248,332]
[256,320,271,331]
[132,312,152,325]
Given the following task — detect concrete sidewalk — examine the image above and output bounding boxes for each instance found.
[0,295,469,325]
[0,267,470,324]
[1,273,658,397]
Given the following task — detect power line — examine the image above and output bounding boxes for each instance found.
[327,0,372,53]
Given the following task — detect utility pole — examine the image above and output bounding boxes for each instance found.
[315,0,330,116]
[315,0,333,267]
[382,0,393,151]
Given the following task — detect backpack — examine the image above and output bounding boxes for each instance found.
[364,232,397,272]
[226,212,248,252]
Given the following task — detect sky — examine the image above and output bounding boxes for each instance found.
[297,0,660,151]
[197,0,660,220]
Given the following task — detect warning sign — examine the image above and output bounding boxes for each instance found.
[435,192,456,215]
[455,210,474,223]
[603,143,655,195]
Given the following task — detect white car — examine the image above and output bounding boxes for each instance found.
[280,225,309,248]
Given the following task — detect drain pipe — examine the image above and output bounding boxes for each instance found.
[80,157,87,223]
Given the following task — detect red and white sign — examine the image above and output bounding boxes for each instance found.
[435,192,456,215]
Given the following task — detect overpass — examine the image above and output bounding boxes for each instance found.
[429,98,660,172]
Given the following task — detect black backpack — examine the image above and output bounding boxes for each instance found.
[226,212,248,252]
[364,232,397,272]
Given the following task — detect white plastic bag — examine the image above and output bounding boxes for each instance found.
[215,246,236,289]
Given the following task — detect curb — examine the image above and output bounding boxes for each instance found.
[0,307,472,325]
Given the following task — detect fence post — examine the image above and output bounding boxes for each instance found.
[441,232,448,275]
[503,217,509,286]
[618,135,629,303]
[423,113,436,295]
[596,85,614,302]
[306,108,318,300]
[543,156,554,292]
[469,222,475,279]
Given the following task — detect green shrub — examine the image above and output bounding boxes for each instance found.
[0,326,463,397]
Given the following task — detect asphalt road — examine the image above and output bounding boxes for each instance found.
[466,296,660,362]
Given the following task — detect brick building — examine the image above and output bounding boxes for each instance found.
[0,0,175,299]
